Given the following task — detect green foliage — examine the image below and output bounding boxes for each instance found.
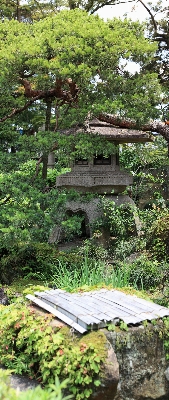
[0,241,59,283]
[146,212,169,259]
[162,318,169,361]
[0,238,86,284]
[119,321,128,332]
[113,237,146,262]
[0,304,106,400]
[142,320,148,329]
[107,323,116,332]
[138,203,169,261]
[145,2,169,104]
[61,215,85,241]
[94,198,136,242]
[78,239,108,262]
[0,239,131,291]
[0,160,69,247]
[128,254,161,290]
[56,133,116,166]
[0,4,168,300]
[0,10,161,138]
[4,284,47,304]
[0,232,131,288]
[120,137,169,206]
[46,252,131,291]
[0,370,72,400]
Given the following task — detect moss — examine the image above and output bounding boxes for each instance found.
[3,280,47,303]
[80,330,107,360]
[117,286,152,301]
[58,328,107,365]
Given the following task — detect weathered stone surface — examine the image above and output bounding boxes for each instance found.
[164,366,169,381]
[9,374,39,391]
[49,195,135,243]
[91,341,119,400]
[0,365,39,392]
[56,153,133,195]
[104,324,169,400]
[0,288,9,305]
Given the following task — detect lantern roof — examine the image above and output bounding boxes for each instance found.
[61,117,154,143]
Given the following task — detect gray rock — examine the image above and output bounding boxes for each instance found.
[105,324,169,400]
[91,342,119,400]
[9,374,39,391]
[0,366,39,392]
[164,367,169,382]
[0,288,9,305]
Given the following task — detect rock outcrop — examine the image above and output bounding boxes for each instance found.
[101,324,169,400]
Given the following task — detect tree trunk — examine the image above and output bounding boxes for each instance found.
[42,154,48,179]
[16,0,21,22]
[41,100,52,179]
[45,100,52,131]
[11,145,16,153]
[68,0,78,9]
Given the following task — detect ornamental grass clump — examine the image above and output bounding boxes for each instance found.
[48,258,131,291]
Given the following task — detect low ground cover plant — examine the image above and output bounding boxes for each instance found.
[0,302,106,400]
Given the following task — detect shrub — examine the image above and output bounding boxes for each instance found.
[112,237,146,262]
[61,214,85,241]
[96,199,137,242]
[128,254,161,289]
[77,240,108,262]
[0,241,86,283]
[146,214,169,260]
[0,303,106,400]
[0,242,52,283]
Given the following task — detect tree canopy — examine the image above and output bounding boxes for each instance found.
[0,10,161,125]
[0,2,168,250]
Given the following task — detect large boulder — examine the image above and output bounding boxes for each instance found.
[104,324,169,400]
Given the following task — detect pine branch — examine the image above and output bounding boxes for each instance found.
[98,113,169,142]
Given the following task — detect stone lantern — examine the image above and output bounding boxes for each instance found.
[51,118,154,243]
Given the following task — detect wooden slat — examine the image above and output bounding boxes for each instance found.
[51,290,137,317]
[121,315,146,324]
[32,288,169,330]
[36,291,116,327]
[111,290,165,312]
[36,293,102,325]
[110,290,169,313]
[92,292,169,318]
[92,292,155,319]
[44,290,117,321]
[43,290,135,324]
[41,291,143,325]
[95,290,153,313]
[26,294,86,333]
[123,295,169,316]
[89,292,143,318]
[89,292,163,321]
